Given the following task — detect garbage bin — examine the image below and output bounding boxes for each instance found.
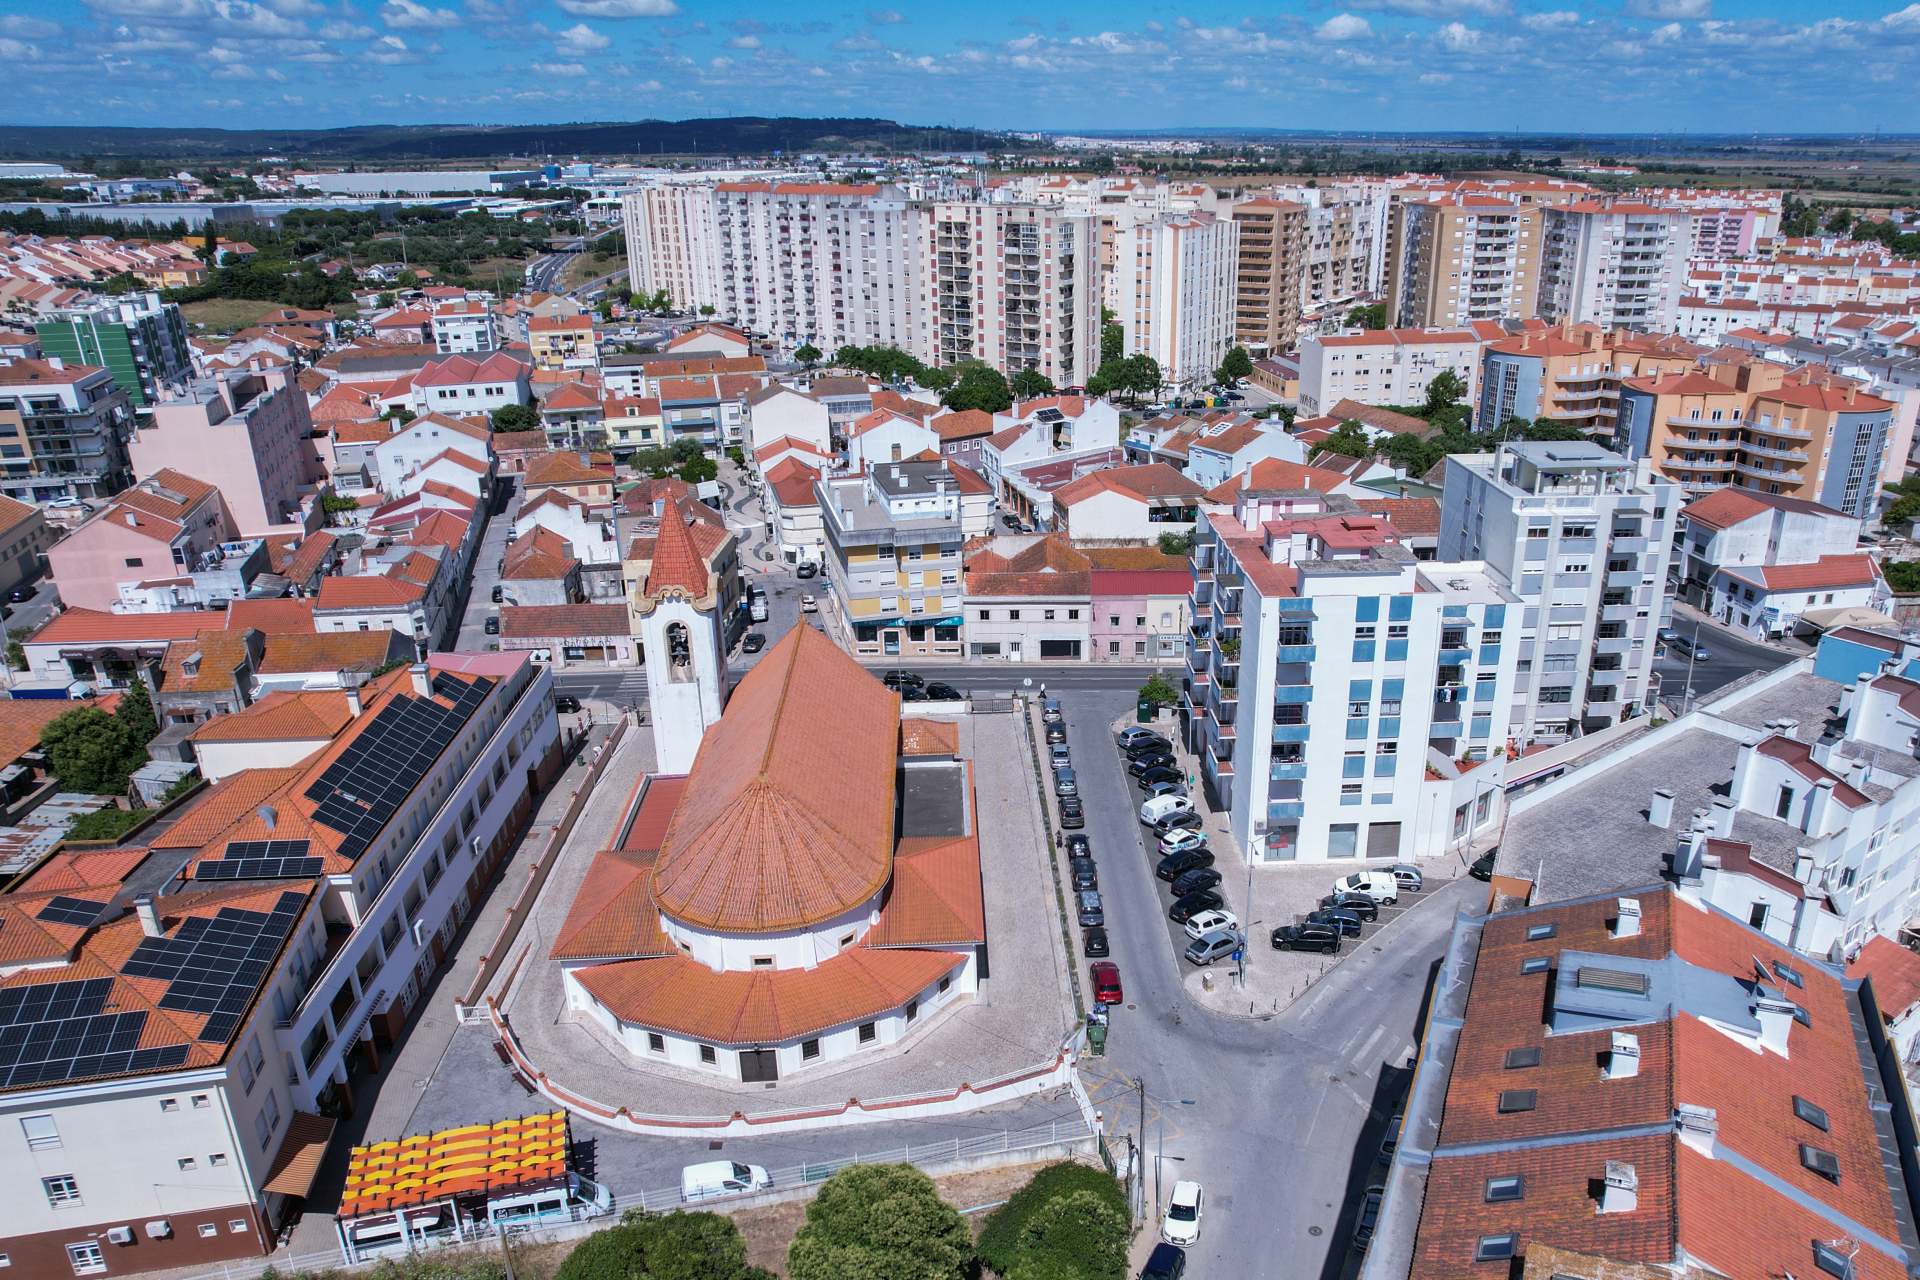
[1136,697,1155,724]
[1086,1022,1108,1056]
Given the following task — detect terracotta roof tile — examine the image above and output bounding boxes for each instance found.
[315,575,425,611]
[899,718,959,757]
[644,501,709,599]
[1850,936,1920,1021]
[867,832,985,948]
[186,690,354,743]
[497,604,628,639]
[30,608,219,646]
[0,698,74,769]
[1054,463,1203,507]
[149,767,309,850]
[1353,497,1442,537]
[256,630,408,676]
[16,846,152,895]
[160,629,257,694]
[548,849,672,962]
[223,598,316,634]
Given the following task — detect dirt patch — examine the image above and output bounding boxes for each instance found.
[179,297,284,332]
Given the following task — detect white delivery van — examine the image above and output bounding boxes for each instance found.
[1140,794,1194,826]
[681,1160,772,1202]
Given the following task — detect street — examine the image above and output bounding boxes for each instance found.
[452,476,521,653]
[1652,613,1797,707]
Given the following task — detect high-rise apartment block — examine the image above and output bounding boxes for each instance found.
[1439,441,1679,741]
[1302,201,1378,319]
[1536,202,1687,331]
[1386,198,1546,328]
[1229,200,1308,357]
[0,356,135,506]
[36,291,192,408]
[1113,210,1238,392]
[620,183,720,310]
[1476,326,1703,436]
[929,201,1099,388]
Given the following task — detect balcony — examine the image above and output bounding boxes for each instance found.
[1593,636,1633,655]
[1275,644,1317,663]
[1610,536,1647,554]
[1742,441,1808,463]
[1734,460,1804,483]
[1606,571,1643,590]
[1270,762,1308,782]
[1601,603,1636,623]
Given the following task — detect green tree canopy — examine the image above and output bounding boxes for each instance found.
[917,365,955,392]
[700,304,717,317]
[1213,345,1255,387]
[1882,476,1920,529]
[1139,670,1180,707]
[41,707,148,796]
[977,1163,1129,1280]
[1344,301,1386,330]
[115,678,158,748]
[942,363,1013,415]
[1423,368,1466,417]
[491,403,541,433]
[678,454,718,485]
[1378,430,1442,477]
[1312,420,1373,460]
[1885,561,1920,593]
[794,343,822,368]
[1011,367,1056,400]
[556,1208,775,1280]
[1005,1190,1129,1280]
[631,437,707,478]
[1101,320,1124,365]
[1157,529,1194,557]
[785,1164,972,1280]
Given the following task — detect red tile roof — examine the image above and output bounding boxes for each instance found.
[29,608,220,646]
[1728,554,1881,593]
[314,575,424,611]
[1053,463,1204,507]
[643,501,709,599]
[1850,935,1920,1022]
[497,603,628,639]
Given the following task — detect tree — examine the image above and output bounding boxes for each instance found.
[1886,561,1920,593]
[678,454,718,484]
[700,304,717,317]
[557,1208,774,1280]
[1139,671,1180,708]
[794,343,822,369]
[942,363,1013,415]
[40,707,147,796]
[1213,344,1254,388]
[115,677,158,748]
[1157,529,1194,557]
[1100,317,1124,365]
[491,403,541,432]
[1378,430,1442,477]
[917,365,955,392]
[196,227,219,266]
[1005,1191,1129,1280]
[1882,476,1920,528]
[1344,302,1386,330]
[1312,420,1373,460]
[1423,369,1466,418]
[1011,366,1056,400]
[320,492,360,516]
[786,1164,972,1280]
[376,291,396,308]
[977,1164,1129,1278]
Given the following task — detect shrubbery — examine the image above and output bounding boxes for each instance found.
[977,1162,1129,1280]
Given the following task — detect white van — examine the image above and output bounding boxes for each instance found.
[1141,794,1194,826]
[681,1159,772,1202]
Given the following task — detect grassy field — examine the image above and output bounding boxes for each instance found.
[178,297,284,333]
[563,249,626,295]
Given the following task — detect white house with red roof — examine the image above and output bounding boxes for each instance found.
[752,434,834,477]
[846,407,940,471]
[1183,418,1308,491]
[1720,554,1887,640]
[1051,463,1206,542]
[744,383,832,457]
[999,395,1123,453]
[406,351,529,416]
[666,322,752,358]
[430,299,497,354]
[374,411,494,499]
[1677,487,1865,632]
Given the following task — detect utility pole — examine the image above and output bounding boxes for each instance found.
[1683,618,1703,715]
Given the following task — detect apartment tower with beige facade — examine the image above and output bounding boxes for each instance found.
[1385,197,1545,328]
[1230,199,1308,356]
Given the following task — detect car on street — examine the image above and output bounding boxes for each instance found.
[1469,851,1497,881]
[1159,828,1207,856]
[554,695,581,714]
[1351,1184,1386,1254]
[1273,922,1342,953]
[1307,908,1364,937]
[1071,857,1098,890]
[1065,834,1092,859]
[1157,845,1214,881]
[1171,867,1223,898]
[484,616,500,635]
[883,670,926,689]
[1141,794,1193,825]
[1144,781,1188,800]
[1319,891,1381,919]
[1077,890,1104,927]
[1119,726,1168,750]
[741,633,766,654]
[490,585,504,602]
[6,587,31,604]
[1184,929,1242,967]
[1141,1242,1187,1280]
[1668,632,1710,660]
[1155,810,1205,836]
[1129,752,1176,776]
[1380,1114,1403,1161]
[1330,870,1400,905]
[1137,766,1183,789]
[1169,889,1225,923]
[1162,1180,1204,1245]
[800,594,818,613]
[1050,744,1072,769]
[1183,908,1240,940]
[1055,768,1078,797]
[1046,723,1068,743]
[1040,698,1063,721]
[1089,961,1123,1005]
[1058,798,1085,830]
[1388,863,1424,892]
[927,682,962,701]
[795,561,818,578]
[1083,926,1109,957]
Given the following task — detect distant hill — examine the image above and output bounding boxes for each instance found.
[0,118,1021,165]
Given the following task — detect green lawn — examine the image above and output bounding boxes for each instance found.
[179,297,285,333]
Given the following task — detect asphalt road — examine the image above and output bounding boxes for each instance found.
[526,250,577,294]
[1059,686,1470,1275]
[1651,617,1797,707]
[451,477,519,653]
[3,577,61,640]
[870,664,1166,695]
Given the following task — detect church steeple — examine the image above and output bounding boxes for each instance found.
[630,499,728,774]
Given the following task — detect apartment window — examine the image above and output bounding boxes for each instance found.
[906,998,919,1023]
[66,1243,105,1275]
[1777,786,1794,819]
[1009,610,1020,621]
[21,1115,60,1150]
[210,1154,228,1167]
[1483,1175,1525,1203]
[1503,1047,1540,1069]
[978,610,990,620]
[1526,527,1549,539]
[1109,615,1121,627]
[229,1220,247,1233]
[1348,700,1370,718]
[1475,1235,1518,1262]
[1749,903,1769,930]
[1794,1096,1830,1132]
[1496,1090,1536,1113]
[802,1038,821,1060]
[160,1098,180,1112]
[699,1044,716,1064]
[198,1224,218,1238]
[178,1157,198,1171]
[858,1022,877,1044]
[1526,923,1557,941]
[43,1174,81,1206]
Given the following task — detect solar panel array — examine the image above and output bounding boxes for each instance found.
[301,673,493,862]
[0,977,188,1089]
[121,890,306,1045]
[35,896,108,928]
[196,839,323,881]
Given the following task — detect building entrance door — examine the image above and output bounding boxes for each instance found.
[740,1049,778,1082]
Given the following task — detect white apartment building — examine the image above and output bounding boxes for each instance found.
[619,183,721,312]
[1186,485,1519,865]
[1113,211,1238,394]
[1536,203,1688,333]
[429,301,497,355]
[1296,327,1483,419]
[1439,440,1680,743]
[0,655,562,1276]
[927,201,1100,389]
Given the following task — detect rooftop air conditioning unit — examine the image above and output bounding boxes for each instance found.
[145,1220,172,1239]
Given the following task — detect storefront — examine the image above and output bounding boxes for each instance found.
[851,615,964,660]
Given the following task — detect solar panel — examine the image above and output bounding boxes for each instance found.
[301,675,492,863]
[35,897,108,928]
[195,839,325,882]
[120,890,306,1045]
[0,976,190,1088]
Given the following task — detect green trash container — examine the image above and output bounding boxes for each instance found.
[1137,697,1154,724]
[1086,1022,1108,1056]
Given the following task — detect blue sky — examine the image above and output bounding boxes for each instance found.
[6,0,1920,134]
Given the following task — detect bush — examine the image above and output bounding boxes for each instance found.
[977,1162,1128,1278]
[65,807,146,843]
[786,1163,972,1280]
[40,706,148,795]
[1005,1190,1129,1280]
[556,1210,773,1280]
[1139,671,1179,709]
[1157,529,1193,558]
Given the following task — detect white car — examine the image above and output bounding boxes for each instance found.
[1330,870,1399,905]
[1184,908,1241,941]
[1163,1179,1204,1245]
[800,594,818,613]
[1159,828,1207,856]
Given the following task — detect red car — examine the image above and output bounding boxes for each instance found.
[1090,961,1123,1005]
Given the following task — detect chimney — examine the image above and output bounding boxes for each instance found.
[257,804,276,831]
[652,498,664,518]
[410,662,432,696]
[1648,787,1676,829]
[1796,851,1816,885]
[1611,898,1642,938]
[345,685,362,718]
[1605,1031,1641,1080]
[1844,757,1870,792]
[1676,1104,1718,1157]
[1775,718,1799,742]
[1754,997,1796,1054]
[134,895,163,938]
[1598,1161,1639,1214]
[1711,796,1738,838]
[1805,776,1837,835]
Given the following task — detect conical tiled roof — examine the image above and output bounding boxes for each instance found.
[644,500,709,599]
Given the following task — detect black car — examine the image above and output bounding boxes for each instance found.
[1318,892,1380,921]
[1351,1184,1386,1255]
[1058,799,1085,830]
[490,584,504,602]
[927,682,962,701]
[1169,889,1226,923]
[1065,833,1092,859]
[1157,846,1215,881]
[1071,857,1098,891]
[795,561,819,578]
[483,616,500,635]
[1125,740,1172,761]
[1083,926,1109,958]
[882,670,926,689]
[1469,851,1497,882]
[554,695,581,714]
[1155,811,1205,835]
[1171,867,1223,898]
[1141,1243,1187,1280]
[741,632,767,654]
[1273,923,1341,954]
[1130,752,1176,776]
[1046,723,1067,744]
[1307,908,1364,937]
[1137,766,1183,789]
[900,687,930,702]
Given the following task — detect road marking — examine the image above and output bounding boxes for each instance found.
[1351,1025,1385,1065]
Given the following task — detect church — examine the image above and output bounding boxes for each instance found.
[551,535,985,1083]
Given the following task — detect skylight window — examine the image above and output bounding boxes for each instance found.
[1497,1090,1537,1113]
[1793,1096,1830,1132]
[1483,1176,1524,1203]
[1526,923,1557,941]
[1503,1047,1541,1069]
[1800,1143,1841,1182]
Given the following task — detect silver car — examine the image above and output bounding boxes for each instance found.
[1077,890,1104,927]
[1388,863,1424,892]
[1050,744,1072,770]
[1184,928,1244,966]
[1055,768,1078,797]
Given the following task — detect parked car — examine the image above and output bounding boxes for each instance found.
[1183,908,1240,941]
[1065,834,1092,859]
[1388,863,1424,892]
[740,632,766,654]
[1129,752,1177,776]
[1050,744,1072,769]
[883,670,926,689]
[1083,926,1109,957]
[1171,867,1223,898]
[1141,794,1193,825]
[1162,1180,1204,1245]
[490,584,504,602]
[1126,741,1174,761]
[1319,891,1381,920]
[1330,870,1399,905]
[1040,698,1063,721]
[1380,1114,1404,1161]
[1071,857,1098,890]
[554,695,581,714]
[1056,768,1079,798]
[1141,1243,1187,1280]
[1273,922,1342,953]
[1159,828,1207,857]
[1144,781,1188,800]
[1077,890,1104,927]
[1351,1184,1386,1254]
[800,594,818,613]
[681,1160,772,1202]
[1137,766,1183,789]
[1058,798,1085,830]
[1307,908,1364,937]
[5,587,30,603]
[1046,723,1068,743]
[484,616,500,635]
[900,687,930,702]
[795,561,818,578]
[1169,889,1225,923]
[1157,846,1214,881]
[1184,929,1242,967]
[1155,810,1205,835]
[1119,726,1168,749]
[1090,961,1123,1005]
[926,681,962,701]
[1469,851,1497,882]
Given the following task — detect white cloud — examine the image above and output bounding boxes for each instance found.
[1434,20,1478,48]
[1419,70,1452,81]
[865,7,904,22]
[551,20,608,52]
[1883,3,1920,29]
[529,59,587,73]
[1623,0,1710,18]
[1317,13,1371,40]
[551,0,679,16]
[0,15,62,37]
[726,33,759,48]
[318,17,376,37]
[363,32,416,60]
[1341,0,1510,17]
[832,29,881,50]
[1521,10,1580,28]
[378,0,461,28]
[1647,21,1684,43]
